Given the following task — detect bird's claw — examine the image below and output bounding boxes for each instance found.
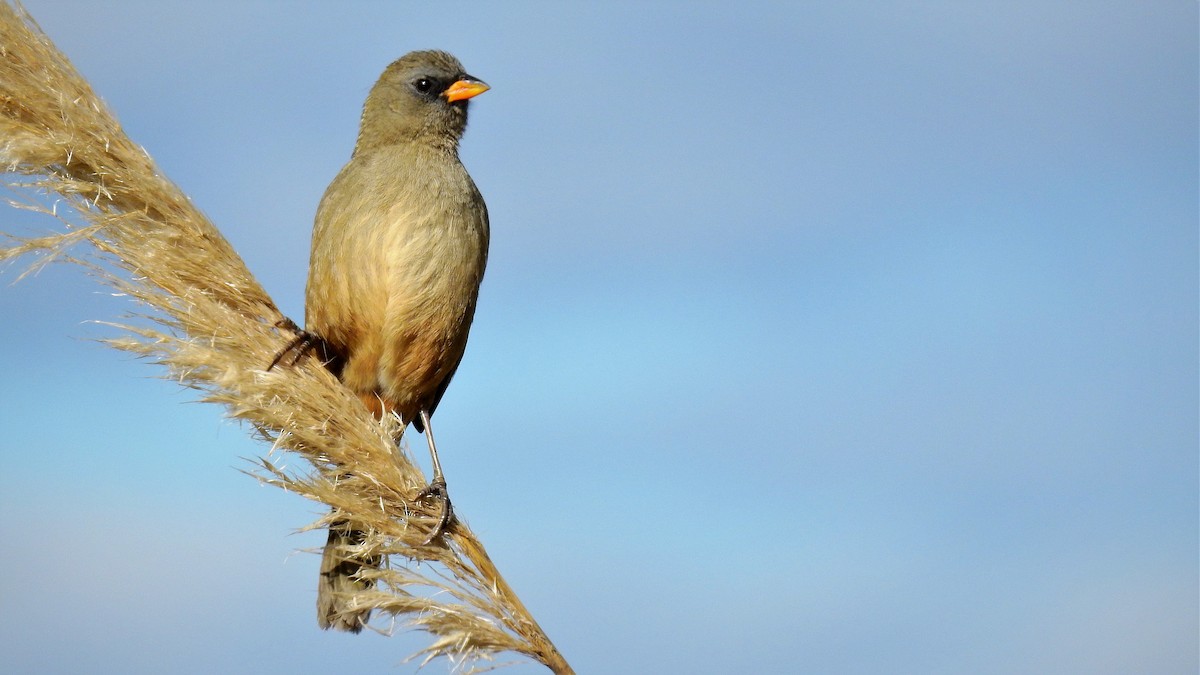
[416,478,454,544]
[275,316,301,334]
[268,320,327,371]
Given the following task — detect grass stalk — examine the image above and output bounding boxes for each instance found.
[0,4,571,672]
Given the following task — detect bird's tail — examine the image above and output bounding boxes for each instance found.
[317,517,380,632]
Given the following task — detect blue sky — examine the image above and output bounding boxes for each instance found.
[1,2,1196,673]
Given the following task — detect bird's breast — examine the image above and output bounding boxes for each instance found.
[306,150,489,416]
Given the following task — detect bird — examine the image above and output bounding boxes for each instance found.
[276,50,490,633]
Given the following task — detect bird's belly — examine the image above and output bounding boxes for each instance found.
[370,220,484,417]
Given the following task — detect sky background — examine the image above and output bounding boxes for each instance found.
[0,2,1196,673]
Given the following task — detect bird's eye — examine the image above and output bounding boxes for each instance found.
[414,78,434,93]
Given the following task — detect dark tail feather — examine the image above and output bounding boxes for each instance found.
[317,517,380,632]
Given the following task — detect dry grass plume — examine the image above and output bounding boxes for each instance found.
[0,3,572,673]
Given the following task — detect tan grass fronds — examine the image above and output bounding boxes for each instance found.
[0,4,571,673]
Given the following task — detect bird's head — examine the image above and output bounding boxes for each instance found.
[356,50,489,153]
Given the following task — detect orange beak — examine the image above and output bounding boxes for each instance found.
[444,78,490,102]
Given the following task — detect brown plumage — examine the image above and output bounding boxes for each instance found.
[303,50,490,633]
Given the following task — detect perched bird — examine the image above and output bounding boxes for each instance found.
[285,50,490,633]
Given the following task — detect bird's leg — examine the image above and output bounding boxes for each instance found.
[414,409,454,543]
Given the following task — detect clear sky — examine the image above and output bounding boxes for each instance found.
[1,2,1196,673]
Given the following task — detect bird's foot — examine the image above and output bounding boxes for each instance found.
[415,478,454,544]
[275,316,301,334]
[268,319,331,371]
